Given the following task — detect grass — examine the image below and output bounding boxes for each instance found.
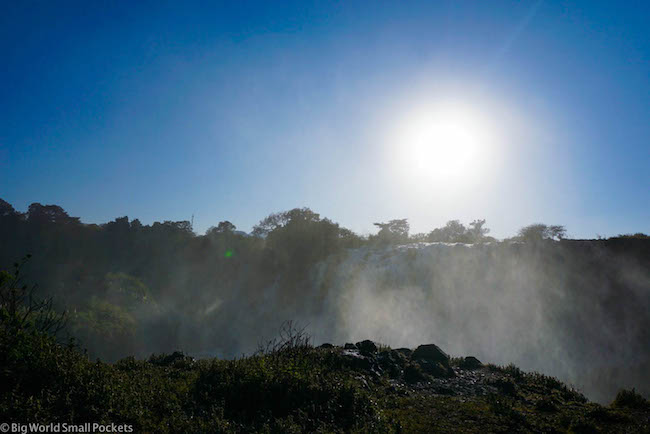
[2,328,649,433]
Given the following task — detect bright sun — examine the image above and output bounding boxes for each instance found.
[391,102,495,187]
[405,115,479,176]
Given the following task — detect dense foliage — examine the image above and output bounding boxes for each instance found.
[0,198,504,360]
[1,198,648,405]
[1,207,649,430]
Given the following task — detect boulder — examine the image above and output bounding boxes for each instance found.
[380,349,407,366]
[411,344,450,366]
[344,343,357,350]
[377,350,406,378]
[319,343,334,349]
[460,356,483,370]
[356,339,378,354]
[341,349,382,376]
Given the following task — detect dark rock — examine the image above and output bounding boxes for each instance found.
[341,349,372,371]
[460,356,483,370]
[379,349,407,366]
[356,339,378,354]
[340,348,385,377]
[389,350,408,363]
[319,343,334,349]
[412,344,450,366]
[344,343,357,350]
[404,363,427,384]
[377,350,406,378]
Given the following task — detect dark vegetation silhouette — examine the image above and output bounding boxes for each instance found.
[2,280,649,432]
[514,223,567,242]
[0,199,500,359]
[0,197,648,406]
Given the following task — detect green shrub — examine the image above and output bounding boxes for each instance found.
[612,388,649,410]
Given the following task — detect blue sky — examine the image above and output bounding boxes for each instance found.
[1,0,648,238]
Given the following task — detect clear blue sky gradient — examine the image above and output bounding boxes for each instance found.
[1,1,648,238]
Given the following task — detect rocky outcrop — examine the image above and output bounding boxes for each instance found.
[460,356,483,370]
[356,339,378,354]
[315,342,547,399]
[411,344,455,378]
[412,344,449,364]
[327,342,462,384]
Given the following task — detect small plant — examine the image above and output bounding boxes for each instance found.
[377,342,392,352]
[449,356,465,367]
[502,363,524,381]
[256,320,312,358]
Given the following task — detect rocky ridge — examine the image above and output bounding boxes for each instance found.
[317,340,592,402]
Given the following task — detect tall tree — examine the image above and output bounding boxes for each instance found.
[373,219,409,244]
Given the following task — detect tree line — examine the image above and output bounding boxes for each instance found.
[0,197,608,360]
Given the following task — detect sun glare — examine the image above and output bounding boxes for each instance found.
[391,102,497,189]
[404,115,479,175]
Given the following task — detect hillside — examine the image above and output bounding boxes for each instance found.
[1,327,649,433]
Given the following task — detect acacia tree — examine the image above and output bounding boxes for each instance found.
[372,219,409,244]
[517,224,566,242]
[547,225,567,240]
[468,219,490,242]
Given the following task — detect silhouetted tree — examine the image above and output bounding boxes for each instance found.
[252,208,320,237]
[548,225,567,240]
[0,197,602,363]
[425,219,493,243]
[372,219,409,244]
[27,203,80,225]
[468,219,490,242]
[207,221,236,236]
[517,224,566,242]
[409,233,429,243]
[0,199,18,218]
[427,220,467,242]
